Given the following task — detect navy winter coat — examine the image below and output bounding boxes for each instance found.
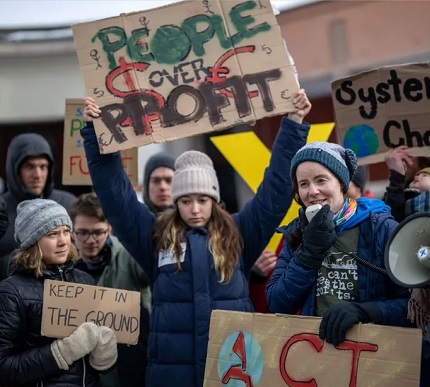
[82,117,310,387]
[266,198,411,328]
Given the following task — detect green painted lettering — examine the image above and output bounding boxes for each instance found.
[210,15,233,50]
[230,1,270,45]
[127,28,154,63]
[70,119,85,137]
[92,27,127,69]
[182,15,214,57]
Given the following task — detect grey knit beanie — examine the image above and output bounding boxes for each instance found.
[290,142,358,189]
[171,151,220,203]
[15,199,72,248]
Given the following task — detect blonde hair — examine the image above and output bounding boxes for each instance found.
[12,242,77,278]
[153,201,242,283]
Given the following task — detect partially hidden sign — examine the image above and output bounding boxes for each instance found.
[41,279,140,345]
[62,98,138,185]
[204,310,421,386]
[332,62,430,164]
[71,0,299,153]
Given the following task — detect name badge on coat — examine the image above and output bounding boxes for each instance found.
[158,243,186,268]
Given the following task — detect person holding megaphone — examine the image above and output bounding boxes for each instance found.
[266,142,412,347]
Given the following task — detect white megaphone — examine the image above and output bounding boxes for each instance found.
[385,213,430,288]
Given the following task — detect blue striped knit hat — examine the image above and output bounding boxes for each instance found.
[290,142,358,190]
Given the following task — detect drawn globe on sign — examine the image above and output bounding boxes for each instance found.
[217,331,263,386]
[343,124,379,157]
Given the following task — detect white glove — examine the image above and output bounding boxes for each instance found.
[51,322,99,370]
[89,326,118,371]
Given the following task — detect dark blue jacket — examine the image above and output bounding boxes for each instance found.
[266,198,411,328]
[81,117,310,387]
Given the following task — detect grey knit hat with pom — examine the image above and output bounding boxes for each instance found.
[15,199,72,248]
[171,151,220,203]
[290,142,358,189]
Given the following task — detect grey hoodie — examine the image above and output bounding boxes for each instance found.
[0,133,76,279]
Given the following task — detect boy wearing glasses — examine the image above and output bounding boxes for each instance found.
[71,192,151,387]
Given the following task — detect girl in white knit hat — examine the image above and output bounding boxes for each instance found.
[0,198,117,386]
[82,90,311,387]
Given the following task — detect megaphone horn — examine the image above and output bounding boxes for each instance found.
[385,213,430,288]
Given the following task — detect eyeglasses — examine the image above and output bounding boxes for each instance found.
[73,229,108,242]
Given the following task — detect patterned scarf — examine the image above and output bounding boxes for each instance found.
[405,190,430,217]
[333,198,358,228]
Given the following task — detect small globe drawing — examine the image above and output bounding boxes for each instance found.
[343,124,379,157]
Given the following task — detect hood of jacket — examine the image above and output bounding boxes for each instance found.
[6,133,54,201]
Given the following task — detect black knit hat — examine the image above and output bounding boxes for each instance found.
[143,152,175,213]
[351,166,368,192]
[291,142,358,189]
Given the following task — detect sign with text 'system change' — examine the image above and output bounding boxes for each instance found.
[41,279,141,344]
[72,0,299,153]
[332,62,430,165]
[62,99,138,185]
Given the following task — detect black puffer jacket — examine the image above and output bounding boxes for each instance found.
[0,262,100,387]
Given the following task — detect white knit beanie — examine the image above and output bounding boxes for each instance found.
[171,151,220,203]
[15,199,72,248]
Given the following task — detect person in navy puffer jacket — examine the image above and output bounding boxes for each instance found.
[266,142,412,347]
[81,90,312,387]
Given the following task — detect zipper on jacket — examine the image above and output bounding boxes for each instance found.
[82,357,86,387]
[58,265,65,281]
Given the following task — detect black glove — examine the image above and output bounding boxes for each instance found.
[0,197,8,241]
[319,301,383,346]
[296,204,336,269]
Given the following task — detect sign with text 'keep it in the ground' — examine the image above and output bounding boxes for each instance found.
[72,0,299,153]
[41,280,141,344]
[332,62,430,165]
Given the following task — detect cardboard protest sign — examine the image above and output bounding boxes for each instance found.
[41,279,140,344]
[72,0,299,153]
[332,63,430,164]
[62,99,138,185]
[204,310,421,386]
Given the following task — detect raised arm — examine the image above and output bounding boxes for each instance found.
[234,90,311,275]
[81,98,154,274]
[383,146,412,222]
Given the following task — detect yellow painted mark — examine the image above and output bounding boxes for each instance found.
[211,122,334,251]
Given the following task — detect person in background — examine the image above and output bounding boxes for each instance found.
[81,89,311,387]
[266,142,411,348]
[404,167,430,217]
[347,165,368,200]
[248,248,279,313]
[0,133,76,280]
[0,197,8,241]
[143,152,175,215]
[386,162,430,387]
[71,192,151,387]
[383,145,430,222]
[0,198,117,386]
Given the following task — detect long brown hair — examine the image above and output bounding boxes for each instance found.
[12,242,77,278]
[153,200,243,283]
